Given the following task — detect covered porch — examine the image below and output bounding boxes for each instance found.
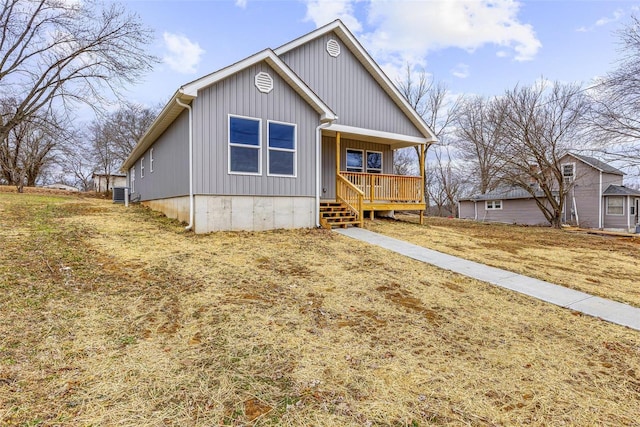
[320,128,427,229]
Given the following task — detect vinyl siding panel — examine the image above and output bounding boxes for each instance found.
[320,135,395,200]
[476,199,549,225]
[280,33,424,138]
[192,61,321,197]
[132,110,190,201]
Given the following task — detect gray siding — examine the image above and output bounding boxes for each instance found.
[561,154,623,228]
[133,110,190,201]
[280,32,424,138]
[458,201,476,220]
[475,198,549,225]
[603,195,630,229]
[192,61,321,197]
[320,135,395,200]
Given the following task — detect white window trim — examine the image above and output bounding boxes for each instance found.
[606,196,624,216]
[140,156,145,178]
[486,200,502,210]
[130,166,135,193]
[267,120,297,178]
[150,148,154,173]
[366,150,383,174]
[561,162,575,184]
[346,148,364,173]
[228,114,262,176]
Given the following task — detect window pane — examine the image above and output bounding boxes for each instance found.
[346,150,363,170]
[230,146,259,173]
[269,151,294,175]
[269,123,295,149]
[367,152,382,170]
[607,197,623,215]
[230,117,260,146]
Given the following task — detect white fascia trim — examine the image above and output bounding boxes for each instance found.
[325,124,429,146]
[181,49,336,122]
[275,20,437,143]
[121,90,195,171]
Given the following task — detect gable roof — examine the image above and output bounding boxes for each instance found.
[122,49,337,170]
[274,20,437,143]
[603,184,640,196]
[565,153,624,175]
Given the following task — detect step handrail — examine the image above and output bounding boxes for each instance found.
[336,174,364,227]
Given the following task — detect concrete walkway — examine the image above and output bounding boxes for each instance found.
[334,227,640,332]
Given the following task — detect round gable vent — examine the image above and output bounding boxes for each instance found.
[326,39,341,58]
[255,72,273,93]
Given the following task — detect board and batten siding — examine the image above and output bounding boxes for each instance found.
[133,110,190,201]
[279,32,424,138]
[192,61,321,197]
[321,135,394,200]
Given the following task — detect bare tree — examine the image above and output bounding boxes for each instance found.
[454,95,505,194]
[584,14,640,174]
[396,64,461,212]
[496,80,589,228]
[0,0,156,149]
[101,102,158,165]
[59,134,94,191]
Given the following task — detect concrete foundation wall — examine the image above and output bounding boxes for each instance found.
[142,197,190,224]
[194,195,315,233]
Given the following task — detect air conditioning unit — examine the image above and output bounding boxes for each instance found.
[113,187,128,204]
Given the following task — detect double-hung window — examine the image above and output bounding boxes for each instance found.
[346,149,364,172]
[562,163,575,184]
[486,200,502,210]
[606,196,623,215]
[229,116,261,174]
[268,121,296,176]
[130,166,135,193]
[150,148,154,173]
[140,157,145,178]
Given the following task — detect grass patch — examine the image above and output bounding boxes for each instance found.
[0,192,639,426]
[366,214,640,308]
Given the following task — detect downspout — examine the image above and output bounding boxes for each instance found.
[176,97,194,231]
[315,120,335,227]
[627,195,631,232]
[598,171,603,229]
[572,186,579,227]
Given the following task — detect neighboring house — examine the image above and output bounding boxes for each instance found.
[459,153,640,233]
[93,173,127,192]
[42,183,79,192]
[121,20,436,233]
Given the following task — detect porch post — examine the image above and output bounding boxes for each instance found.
[335,132,341,199]
[419,144,425,225]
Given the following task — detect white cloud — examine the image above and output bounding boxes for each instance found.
[451,63,470,79]
[576,8,624,32]
[303,0,362,32]
[162,32,205,74]
[235,0,247,8]
[362,0,541,66]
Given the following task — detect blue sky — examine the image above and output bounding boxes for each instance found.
[121,0,639,107]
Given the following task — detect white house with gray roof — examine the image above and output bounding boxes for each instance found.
[121,20,437,233]
[459,153,640,233]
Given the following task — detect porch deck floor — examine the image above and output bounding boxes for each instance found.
[335,227,640,332]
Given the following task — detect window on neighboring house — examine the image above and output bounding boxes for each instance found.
[630,203,636,216]
[130,166,135,193]
[486,200,502,210]
[140,157,145,178]
[268,121,296,176]
[346,149,364,172]
[366,151,382,174]
[562,163,575,184]
[229,115,261,174]
[150,148,154,173]
[606,196,624,215]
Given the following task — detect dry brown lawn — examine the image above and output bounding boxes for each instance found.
[366,214,640,308]
[1,190,639,426]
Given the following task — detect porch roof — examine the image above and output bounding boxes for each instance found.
[323,124,429,149]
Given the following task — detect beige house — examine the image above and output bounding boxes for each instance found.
[93,173,127,192]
